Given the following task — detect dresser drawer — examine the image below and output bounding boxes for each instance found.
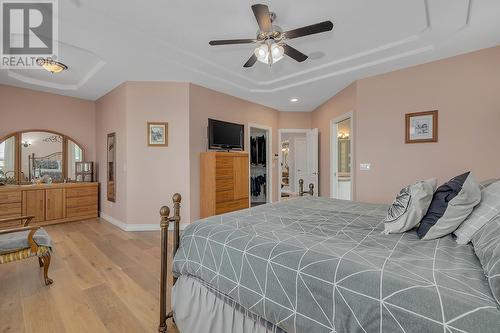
[0,202,22,218]
[216,178,233,192]
[0,191,21,204]
[66,195,97,208]
[216,167,233,179]
[66,186,97,198]
[66,204,98,218]
[216,190,234,203]
[216,199,248,215]
[216,157,233,169]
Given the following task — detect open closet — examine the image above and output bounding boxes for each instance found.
[249,127,268,207]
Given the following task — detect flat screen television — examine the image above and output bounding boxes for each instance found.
[208,118,244,150]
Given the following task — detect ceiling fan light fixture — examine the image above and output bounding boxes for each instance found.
[36,57,68,74]
[209,4,333,68]
[254,42,284,65]
[271,43,284,59]
[254,44,268,62]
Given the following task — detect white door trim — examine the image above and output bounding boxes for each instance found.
[330,112,354,200]
[278,129,310,202]
[248,123,273,204]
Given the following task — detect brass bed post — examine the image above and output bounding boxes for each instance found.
[158,193,182,333]
[298,179,314,196]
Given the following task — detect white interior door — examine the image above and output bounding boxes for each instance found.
[306,128,319,196]
[294,137,307,194]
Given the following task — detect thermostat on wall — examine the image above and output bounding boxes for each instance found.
[360,163,371,171]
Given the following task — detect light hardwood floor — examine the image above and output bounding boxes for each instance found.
[0,218,179,333]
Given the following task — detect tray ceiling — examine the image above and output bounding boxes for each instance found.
[0,0,499,111]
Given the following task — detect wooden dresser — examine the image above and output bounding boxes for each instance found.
[0,183,98,226]
[200,152,249,218]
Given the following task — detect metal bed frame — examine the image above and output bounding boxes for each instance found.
[158,179,314,332]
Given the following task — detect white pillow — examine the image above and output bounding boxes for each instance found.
[383,178,437,234]
[454,180,500,244]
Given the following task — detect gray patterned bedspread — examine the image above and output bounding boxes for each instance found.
[173,197,500,333]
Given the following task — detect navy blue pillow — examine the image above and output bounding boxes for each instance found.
[417,172,478,239]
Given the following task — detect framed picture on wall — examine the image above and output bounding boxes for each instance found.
[147,122,168,147]
[405,110,438,143]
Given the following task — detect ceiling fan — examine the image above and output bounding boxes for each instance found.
[209,4,333,68]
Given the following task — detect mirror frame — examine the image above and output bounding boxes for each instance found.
[0,129,85,183]
[106,132,116,202]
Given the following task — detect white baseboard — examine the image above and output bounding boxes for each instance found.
[100,212,188,232]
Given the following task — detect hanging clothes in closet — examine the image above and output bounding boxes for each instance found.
[250,135,266,165]
[251,175,266,197]
[250,133,267,205]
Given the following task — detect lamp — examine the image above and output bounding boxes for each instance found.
[36,58,68,74]
[254,41,284,65]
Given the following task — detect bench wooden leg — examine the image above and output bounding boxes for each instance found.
[38,257,43,267]
[40,253,53,285]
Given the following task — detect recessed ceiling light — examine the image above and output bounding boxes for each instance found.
[36,58,68,74]
[290,98,299,103]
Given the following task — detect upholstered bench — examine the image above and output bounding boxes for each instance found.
[0,216,53,285]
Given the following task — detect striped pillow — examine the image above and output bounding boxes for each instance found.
[454,180,500,244]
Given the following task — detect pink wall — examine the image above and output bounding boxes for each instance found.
[278,111,312,129]
[95,82,191,225]
[189,84,280,221]
[355,46,500,203]
[95,83,128,222]
[125,82,191,225]
[0,84,96,160]
[311,83,357,198]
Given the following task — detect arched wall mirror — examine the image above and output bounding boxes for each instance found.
[0,130,85,184]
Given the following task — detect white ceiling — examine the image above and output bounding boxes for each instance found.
[1,0,499,111]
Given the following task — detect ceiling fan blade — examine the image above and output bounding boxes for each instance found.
[252,4,272,32]
[243,54,257,68]
[284,21,334,39]
[283,44,308,62]
[209,39,256,46]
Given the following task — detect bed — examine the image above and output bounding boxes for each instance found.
[159,195,500,333]
[28,152,63,181]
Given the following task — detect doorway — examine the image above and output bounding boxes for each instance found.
[278,129,318,201]
[330,113,354,200]
[248,124,272,207]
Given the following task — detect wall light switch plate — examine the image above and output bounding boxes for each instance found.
[360,163,371,171]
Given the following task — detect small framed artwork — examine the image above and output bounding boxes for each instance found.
[405,110,438,144]
[147,122,168,147]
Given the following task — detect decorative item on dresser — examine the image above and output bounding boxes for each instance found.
[0,182,98,226]
[200,152,249,218]
[75,161,94,182]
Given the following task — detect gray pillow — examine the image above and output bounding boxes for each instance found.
[454,181,500,244]
[383,178,436,234]
[471,215,500,306]
[417,172,481,240]
[480,178,500,190]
